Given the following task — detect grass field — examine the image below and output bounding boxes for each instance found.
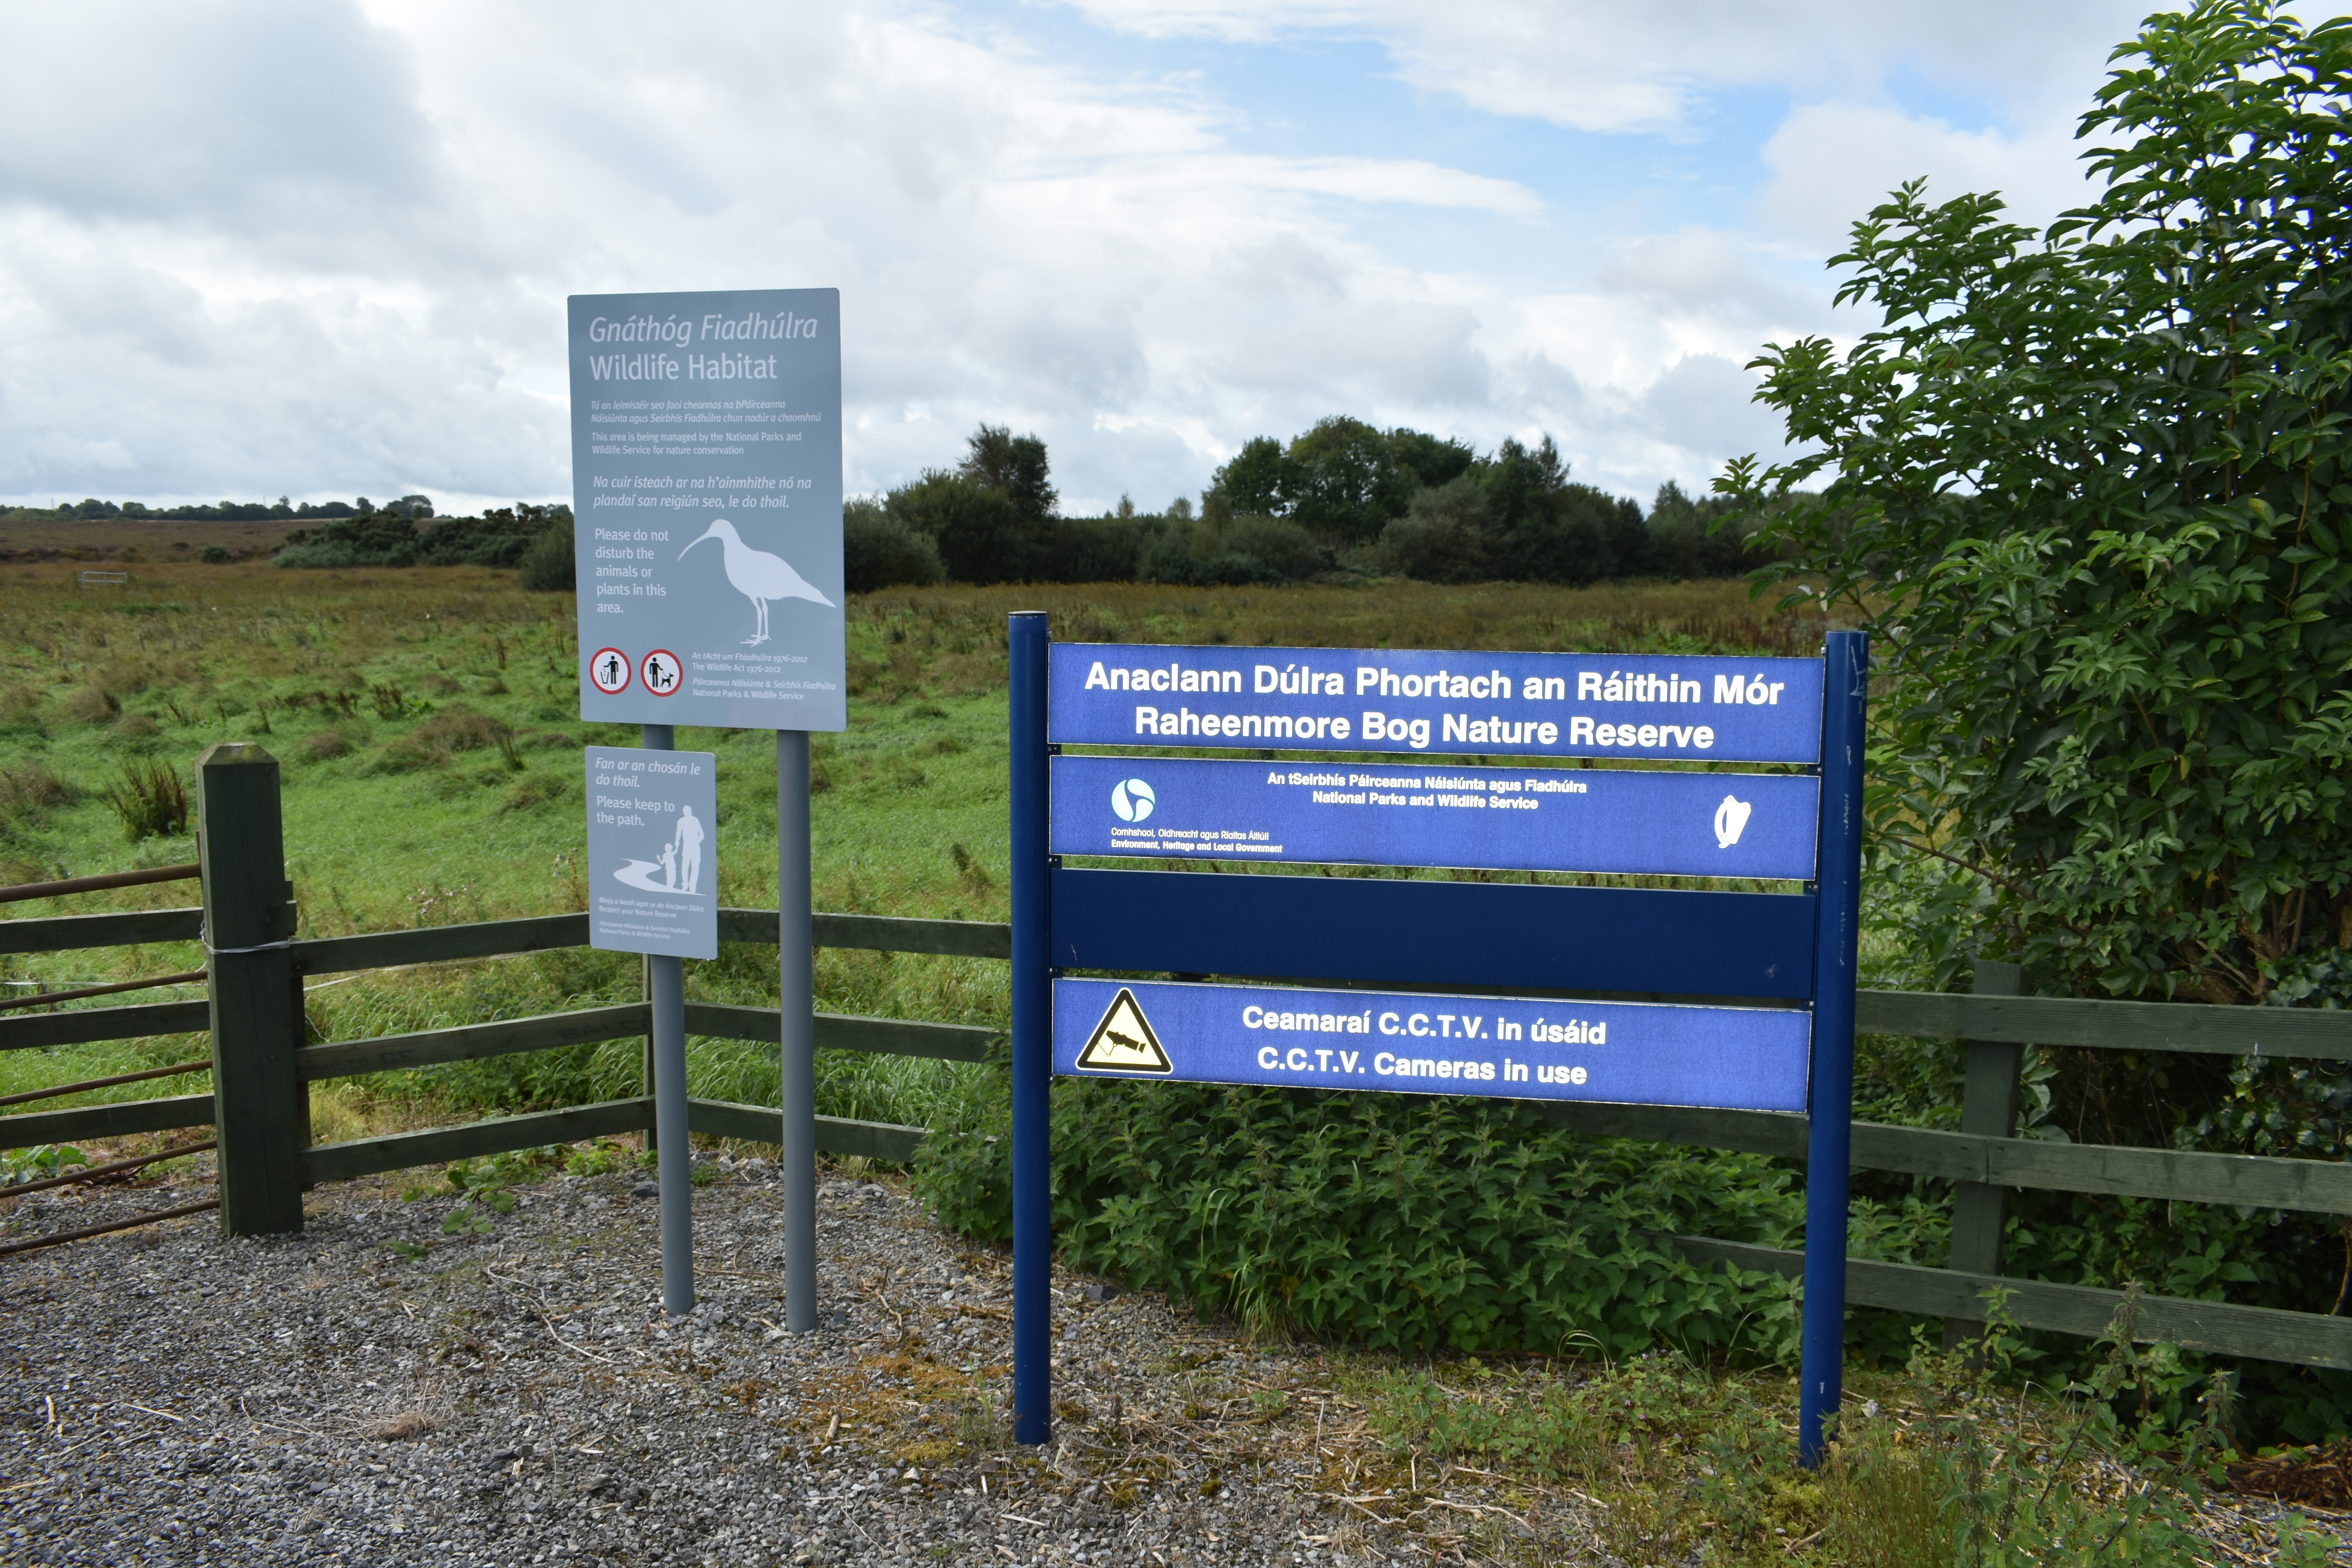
[0,564,1823,1143]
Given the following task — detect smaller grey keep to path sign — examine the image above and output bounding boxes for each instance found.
[586,747,719,959]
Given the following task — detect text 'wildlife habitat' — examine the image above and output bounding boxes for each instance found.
[568,287,850,732]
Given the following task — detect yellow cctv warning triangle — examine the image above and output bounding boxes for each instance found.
[1076,988,1173,1074]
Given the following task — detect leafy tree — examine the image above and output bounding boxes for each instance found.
[1209,421,1468,544]
[842,497,945,591]
[1647,481,1754,579]
[1722,0,2352,1003]
[886,470,1033,584]
[1475,436,1638,583]
[957,424,1056,521]
[517,518,575,592]
[1282,416,1417,541]
[1370,474,1492,582]
[1213,436,1289,518]
[1387,428,1477,490]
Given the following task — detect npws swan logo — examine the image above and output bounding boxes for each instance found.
[1714,794,1753,849]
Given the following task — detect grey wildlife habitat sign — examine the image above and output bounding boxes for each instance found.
[568,288,847,731]
[586,747,719,960]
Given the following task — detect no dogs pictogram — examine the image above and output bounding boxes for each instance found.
[1075,987,1173,1074]
[641,649,681,696]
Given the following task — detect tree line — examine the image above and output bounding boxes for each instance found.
[10,493,437,523]
[846,417,1755,592]
[267,501,573,573]
[39,423,1754,592]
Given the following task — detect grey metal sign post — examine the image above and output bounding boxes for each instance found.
[569,287,845,1334]
[586,742,719,1314]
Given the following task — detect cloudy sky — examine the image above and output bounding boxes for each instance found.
[0,1,2201,516]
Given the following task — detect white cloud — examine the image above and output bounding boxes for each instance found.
[0,0,2234,518]
[1757,102,2099,250]
[0,2,436,231]
[1062,0,2154,132]
[0,0,1571,512]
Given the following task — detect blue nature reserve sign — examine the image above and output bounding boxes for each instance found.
[1059,979,1812,1112]
[1049,644,1824,762]
[1008,620,1870,1461]
[1051,754,1819,879]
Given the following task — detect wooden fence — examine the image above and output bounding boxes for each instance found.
[5,742,2352,1372]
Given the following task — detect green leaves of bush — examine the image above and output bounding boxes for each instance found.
[915,1065,1808,1361]
[1726,0,2352,1003]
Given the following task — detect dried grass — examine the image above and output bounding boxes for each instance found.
[364,1409,440,1441]
[376,706,514,771]
[59,685,118,724]
[0,763,77,829]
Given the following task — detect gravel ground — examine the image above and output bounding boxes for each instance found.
[0,1154,1438,1568]
[5,1154,2345,1567]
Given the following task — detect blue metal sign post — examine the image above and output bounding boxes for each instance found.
[1009,613,1054,1447]
[1008,615,1866,1464]
[1799,631,1869,1466]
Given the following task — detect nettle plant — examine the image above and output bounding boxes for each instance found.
[1722,0,2352,1005]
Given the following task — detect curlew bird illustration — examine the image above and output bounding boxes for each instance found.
[679,519,834,646]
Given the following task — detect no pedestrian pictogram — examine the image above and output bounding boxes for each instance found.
[1075,988,1173,1074]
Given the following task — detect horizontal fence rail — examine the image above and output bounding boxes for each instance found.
[0,863,201,907]
[1673,1236,2352,1372]
[286,908,1011,977]
[0,907,202,956]
[0,969,205,1013]
[1527,1102,2352,1216]
[0,999,211,1053]
[299,1095,922,1185]
[1858,988,2352,1060]
[0,1091,218,1147]
[11,891,2352,1371]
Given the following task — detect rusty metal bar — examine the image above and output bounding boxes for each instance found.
[1,1139,215,1196]
[0,1058,212,1109]
[0,971,206,1013]
[0,864,202,907]
[0,1195,220,1258]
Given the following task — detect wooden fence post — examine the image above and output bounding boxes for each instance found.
[1943,958,2027,1348]
[199,742,307,1235]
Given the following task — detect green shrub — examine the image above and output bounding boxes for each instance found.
[1139,515,1329,585]
[843,499,946,592]
[518,524,575,592]
[274,515,424,568]
[1044,514,1162,583]
[1730,0,2352,1003]
[916,1063,1807,1359]
[1723,0,2352,1443]
[889,472,1042,584]
[102,759,190,840]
